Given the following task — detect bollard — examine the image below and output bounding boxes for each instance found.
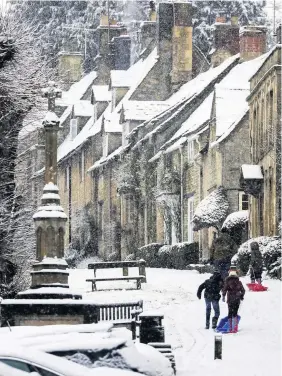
[139,312,165,344]
[123,266,129,277]
[214,335,222,360]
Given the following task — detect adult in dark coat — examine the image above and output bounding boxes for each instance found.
[249,241,263,284]
[197,271,224,329]
[222,267,245,333]
[210,232,237,279]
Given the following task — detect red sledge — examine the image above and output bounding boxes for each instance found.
[247,283,268,292]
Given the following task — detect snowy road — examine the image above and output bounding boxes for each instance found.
[69,268,281,376]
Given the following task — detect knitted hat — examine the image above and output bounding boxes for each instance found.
[229,265,238,276]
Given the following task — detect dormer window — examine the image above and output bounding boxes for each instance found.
[103,134,109,157]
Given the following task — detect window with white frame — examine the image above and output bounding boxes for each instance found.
[187,196,194,243]
[239,191,249,211]
[103,134,108,157]
[187,141,194,163]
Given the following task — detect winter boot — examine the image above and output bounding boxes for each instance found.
[212,317,218,329]
[256,278,262,285]
[232,316,238,333]
[228,318,233,333]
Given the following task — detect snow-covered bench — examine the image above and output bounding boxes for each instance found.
[96,300,143,333]
[86,260,147,291]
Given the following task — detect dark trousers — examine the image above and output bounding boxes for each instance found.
[250,268,262,283]
[205,298,220,319]
[228,301,240,318]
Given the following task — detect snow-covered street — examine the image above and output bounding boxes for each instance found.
[69,268,281,376]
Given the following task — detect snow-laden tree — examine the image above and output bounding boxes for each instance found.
[221,210,249,231]
[0,11,53,296]
[9,0,267,72]
[193,186,229,231]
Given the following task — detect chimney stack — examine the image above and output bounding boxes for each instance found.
[211,18,240,67]
[95,15,127,84]
[240,26,267,61]
[276,24,281,44]
[112,35,131,70]
[157,2,193,91]
[58,52,83,84]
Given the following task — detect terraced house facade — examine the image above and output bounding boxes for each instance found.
[15,3,281,262]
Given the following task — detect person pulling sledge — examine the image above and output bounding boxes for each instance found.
[222,266,245,333]
[249,241,263,284]
[197,271,224,329]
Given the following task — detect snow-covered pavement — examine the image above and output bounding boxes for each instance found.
[69,268,281,376]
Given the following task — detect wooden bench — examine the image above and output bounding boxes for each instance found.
[96,300,143,334]
[148,343,176,374]
[87,260,147,291]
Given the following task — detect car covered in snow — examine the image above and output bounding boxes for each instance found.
[16,332,174,376]
[0,344,146,376]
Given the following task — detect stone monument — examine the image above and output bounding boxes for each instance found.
[0,82,101,326]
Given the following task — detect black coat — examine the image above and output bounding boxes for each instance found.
[197,274,224,301]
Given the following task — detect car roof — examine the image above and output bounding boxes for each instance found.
[26,336,128,353]
[0,323,113,339]
[0,344,94,376]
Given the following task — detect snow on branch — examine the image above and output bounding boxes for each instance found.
[221,210,249,231]
[193,186,229,231]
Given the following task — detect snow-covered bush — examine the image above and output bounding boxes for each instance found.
[193,186,229,231]
[157,245,174,269]
[221,210,248,231]
[124,254,136,261]
[157,242,199,269]
[262,239,281,271]
[232,236,278,275]
[64,246,82,269]
[136,243,163,267]
[107,252,120,262]
[268,257,282,280]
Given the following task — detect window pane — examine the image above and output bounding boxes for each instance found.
[34,366,60,376]
[0,359,32,372]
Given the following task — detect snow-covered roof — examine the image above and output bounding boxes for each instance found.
[162,92,214,150]
[221,210,249,231]
[58,49,158,162]
[123,101,170,122]
[19,72,97,140]
[129,54,239,146]
[57,71,97,107]
[167,54,239,107]
[193,186,229,231]
[92,85,112,102]
[88,145,125,172]
[215,52,270,138]
[110,70,132,87]
[74,100,93,117]
[241,164,263,179]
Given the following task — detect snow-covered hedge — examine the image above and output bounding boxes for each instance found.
[107,252,120,262]
[232,236,278,275]
[124,253,136,261]
[135,242,199,269]
[136,243,163,267]
[268,257,281,280]
[65,246,82,268]
[262,239,281,271]
[193,186,229,231]
[221,210,248,231]
[157,242,199,269]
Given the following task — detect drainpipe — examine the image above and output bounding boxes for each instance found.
[194,136,203,260]
[180,145,184,242]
